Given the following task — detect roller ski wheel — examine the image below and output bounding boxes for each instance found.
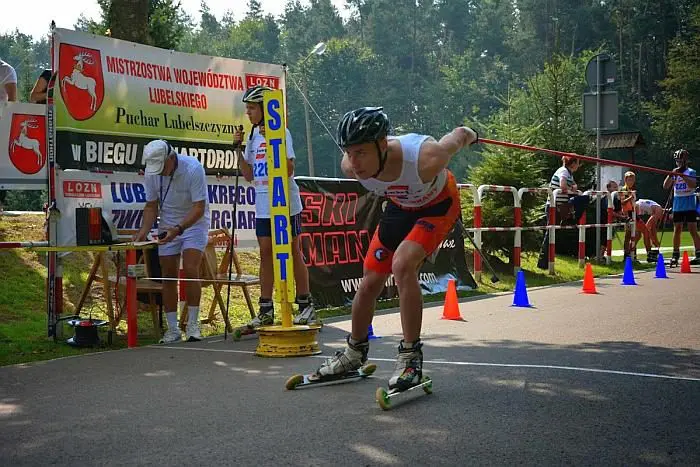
[668,258,679,268]
[375,376,433,411]
[285,363,377,390]
[232,326,256,341]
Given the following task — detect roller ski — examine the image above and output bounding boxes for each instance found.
[285,336,374,389]
[233,300,274,341]
[286,363,377,389]
[232,325,257,340]
[375,340,433,411]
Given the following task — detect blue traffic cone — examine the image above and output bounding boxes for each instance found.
[512,270,532,307]
[655,253,668,279]
[622,256,637,285]
[367,323,381,339]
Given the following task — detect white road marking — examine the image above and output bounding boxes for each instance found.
[154,346,700,383]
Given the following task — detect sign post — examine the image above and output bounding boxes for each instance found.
[263,89,295,328]
[254,89,321,357]
[583,53,618,262]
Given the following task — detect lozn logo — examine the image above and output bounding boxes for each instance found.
[245,74,280,89]
[8,114,46,174]
[59,44,105,120]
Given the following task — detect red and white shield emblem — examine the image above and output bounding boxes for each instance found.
[8,114,47,175]
[59,43,105,121]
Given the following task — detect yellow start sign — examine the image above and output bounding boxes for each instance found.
[262,89,295,327]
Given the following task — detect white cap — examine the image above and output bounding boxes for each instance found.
[143,140,172,175]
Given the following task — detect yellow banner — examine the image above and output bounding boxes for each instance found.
[262,89,295,325]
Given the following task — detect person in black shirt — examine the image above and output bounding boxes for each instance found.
[29,69,52,104]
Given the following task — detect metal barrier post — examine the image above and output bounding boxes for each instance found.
[458,184,481,281]
[477,185,519,271]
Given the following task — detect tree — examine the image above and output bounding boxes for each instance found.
[0,31,49,101]
[465,53,595,263]
[109,0,150,44]
[648,5,700,151]
[76,0,189,49]
[281,0,345,63]
[287,38,382,176]
[246,0,263,20]
[466,117,547,263]
[221,15,281,64]
[199,1,221,37]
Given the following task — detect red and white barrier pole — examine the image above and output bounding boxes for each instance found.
[126,249,138,348]
[458,184,481,281]
[578,212,587,267]
[584,190,615,265]
[477,185,519,272]
[606,202,614,262]
[0,241,50,249]
[548,196,557,275]
[513,195,522,272]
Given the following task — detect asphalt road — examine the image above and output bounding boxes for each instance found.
[1,267,699,466]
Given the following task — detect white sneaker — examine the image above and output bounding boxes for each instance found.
[186,322,202,342]
[245,309,274,329]
[160,329,182,344]
[293,303,317,325]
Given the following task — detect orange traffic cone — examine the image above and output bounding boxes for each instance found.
[581,263,597,294]
[441,279,464,321]
[681,251,691,273]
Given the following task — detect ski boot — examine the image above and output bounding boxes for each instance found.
[233,298,274,340]
[690,253,700,266]
[293,295,318,325]
[375,340,432,410]
[389,340,424,391]
[669,252,680,268]
[646,249,659,264]
[285,336,375,389]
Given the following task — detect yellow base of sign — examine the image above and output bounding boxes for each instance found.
[255,324,322,357]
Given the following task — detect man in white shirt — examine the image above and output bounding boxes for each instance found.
[0,59,17,211]
[134,140,211,343]
[0,59,17,104]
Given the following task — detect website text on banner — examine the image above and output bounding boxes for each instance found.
[52,28,284,175]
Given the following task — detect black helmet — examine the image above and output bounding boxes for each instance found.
[242,85,273,103]
[337,107,390,148]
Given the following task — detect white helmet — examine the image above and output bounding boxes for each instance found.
[242,85,273,103]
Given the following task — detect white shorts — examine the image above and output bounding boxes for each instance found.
[157,227,208,256]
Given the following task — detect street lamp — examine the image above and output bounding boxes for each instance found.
[299,42,326,176]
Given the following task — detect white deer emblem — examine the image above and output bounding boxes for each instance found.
[10,119,43,165]
[61,51,98,111]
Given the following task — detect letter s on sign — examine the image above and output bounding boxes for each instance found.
[267,99,281,131]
